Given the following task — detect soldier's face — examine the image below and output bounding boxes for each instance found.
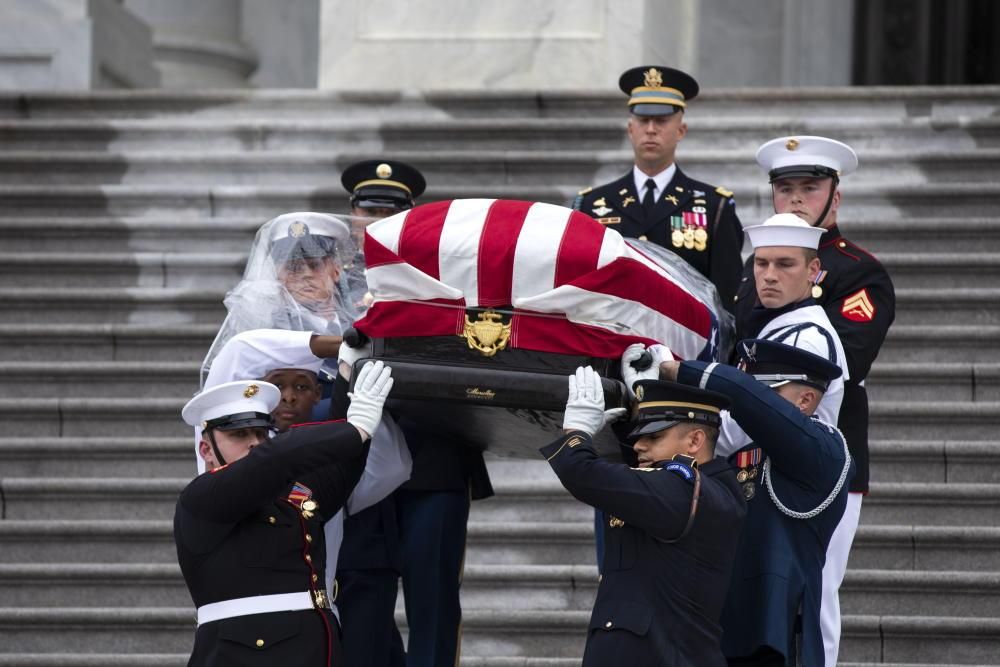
[199,426,269,469]
[278,256,341,304]
[632,425,690,467]
[753,247,821,308]
[263,369,322,431]
[772,177,840,228]
[627,113,687,171]
[351,206,397,248]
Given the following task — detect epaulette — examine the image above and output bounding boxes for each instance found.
[715,185,734,198]
[577,186,594,196]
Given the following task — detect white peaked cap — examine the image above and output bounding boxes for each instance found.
[182,380,281,428]
[744,213,824,250]
[756,136,859,180]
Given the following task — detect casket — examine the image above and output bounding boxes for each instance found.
[350,199,731,458]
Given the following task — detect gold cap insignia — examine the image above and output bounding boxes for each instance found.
[460,309,511,357]
[289,221,308,238]
[786,138,800,151]
[243,384,259,399]
[635,385,644,400]
[376,163,393,179]
[643,67,663,88]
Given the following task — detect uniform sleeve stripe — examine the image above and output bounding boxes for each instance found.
[699,362,718,389]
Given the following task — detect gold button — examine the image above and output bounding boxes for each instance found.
[305,534,313,543]
[255,639,264,648]
[838,241,846,248]
[604,621,612,628]
[312,573,318,583]
[267,516,276,525]
[638,235,648,241]
[305,554,312,562]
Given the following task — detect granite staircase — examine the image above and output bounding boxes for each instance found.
[0,86,998,665]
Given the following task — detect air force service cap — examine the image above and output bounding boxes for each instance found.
[756,136,859,183]
[737,339,842,392]
[744,213,824,250]
[619,66,699,116]
[341,160,426,211]
[268,212,351,264]
[182,380,280,431]
[626,380,729,441]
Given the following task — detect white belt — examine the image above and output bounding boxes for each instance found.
[197,591,320,626]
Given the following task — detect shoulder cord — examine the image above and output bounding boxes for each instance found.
[762,418,852,520]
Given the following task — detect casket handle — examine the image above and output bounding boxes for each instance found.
[630,350,654,371]
[343,327,369,349]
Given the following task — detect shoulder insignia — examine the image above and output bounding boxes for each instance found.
[577,186,593,196]
[841,288,875,322]
[664,461,695,481]
[566,435,585,448]
[715,186,734,198]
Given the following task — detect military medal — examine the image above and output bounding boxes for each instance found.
[670,216,684,248]
[737,469,749,483]
[735,448,762,499]
[743,482,756,500]
[288,482,318,518]
[683,227,695,249]
[811,269,827,299]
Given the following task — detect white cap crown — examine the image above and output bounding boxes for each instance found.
[744,213,824,250]
[182,380,281,427]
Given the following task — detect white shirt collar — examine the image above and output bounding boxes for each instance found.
[633,163,677,200]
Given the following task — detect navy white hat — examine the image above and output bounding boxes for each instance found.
[268,212,350,264]
[626,380,729,441]
[182,380,280,431]
[619,66,699,117]
[341,160,426,211]
[744,213,824,250]
[737,339,842,392]
[756,136,859,182]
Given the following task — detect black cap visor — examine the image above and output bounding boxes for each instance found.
[351,185,413,211]
[769,165,839,183]
[270,235,338,262]
[205,411,274,431]
[626,418,681,442]
[630,104,682,117]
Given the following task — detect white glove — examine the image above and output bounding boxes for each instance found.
[621,343,674,398]
[338,338,373,381]
[563,366,624,435]
[346,360,394,439]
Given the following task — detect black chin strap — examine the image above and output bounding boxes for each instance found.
[206,430,227,467]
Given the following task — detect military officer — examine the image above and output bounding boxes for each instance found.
[174,360,395,667]
[543,366,745,666]
[573,65,744,309]
[658,339,854,666]
[336,159,493,667]
[734,137,896,666]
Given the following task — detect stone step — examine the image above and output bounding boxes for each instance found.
[3,217,998,256]
[0,252,244,288]
[892,288,1000,326]
[0,362,198,399]
[1,86,997,121]
[867,402,1000,440]
[4,473,1000,524]
[879,325,1000,363]
[865,362,1000,402]
[2,436,996,486]
[875,253,1000,290]
[0,606,998,663]
[841,569,1000,618]
[0,149,996,187]
[2,116,999,153]
[0,324,217,362]
[850,525,1000,572]
[0,287,225,325]
[0,183,997,220]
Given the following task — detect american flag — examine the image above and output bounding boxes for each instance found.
[353,199,720,361]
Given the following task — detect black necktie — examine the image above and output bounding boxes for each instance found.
[642,178,657,212]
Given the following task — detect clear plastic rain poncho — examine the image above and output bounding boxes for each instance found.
[200,212,372,387]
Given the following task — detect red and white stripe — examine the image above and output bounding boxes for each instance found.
[357,199,717,360]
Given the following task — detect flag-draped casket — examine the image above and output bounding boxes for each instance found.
[351,199,730,457]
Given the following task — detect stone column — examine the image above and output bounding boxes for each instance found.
[125,0,258,88]
[0,0,158,90]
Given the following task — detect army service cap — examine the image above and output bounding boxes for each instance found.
[268,212,350,264]
[756,136,859,183]
[744,213,824,250]
[619,66,699,116]
[182,380,280,431]
[737,338,842,392]
[626,380,729,441]
[341,160,426,211]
